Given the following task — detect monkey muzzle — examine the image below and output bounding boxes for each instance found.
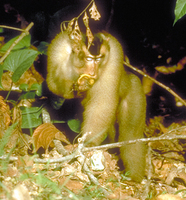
[76,74,96,91]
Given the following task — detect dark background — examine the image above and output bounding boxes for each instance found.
[0,0,186,120]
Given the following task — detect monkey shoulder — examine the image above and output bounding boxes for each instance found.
[48,31,71,55]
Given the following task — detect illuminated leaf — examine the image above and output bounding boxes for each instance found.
[155,56,186,74]
[70,20,82,42]
[67,18,76,33]
[83,12,89,27]
[174,0,186,25]
[86,28,94,49]
[89,2,101,21]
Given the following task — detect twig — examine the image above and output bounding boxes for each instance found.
[77,0,94,20]
[0,25,25,32]
[0,22,34,64]
[34,152,76,163]
[83,133,186,152]
[123,61,186,107]
[60,0,94,32]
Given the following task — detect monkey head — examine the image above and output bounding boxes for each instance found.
[71,33,108,93]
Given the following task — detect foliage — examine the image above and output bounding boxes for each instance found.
[0,35,31,52]
[0,35,39,87]
[67,119,81,133]
[0,33,81,132]
[174,0,186,24]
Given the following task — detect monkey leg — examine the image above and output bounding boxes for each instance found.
[118,74,146,182]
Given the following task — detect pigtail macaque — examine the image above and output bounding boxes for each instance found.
[46,31,146,182]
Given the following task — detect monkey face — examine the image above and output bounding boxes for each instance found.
[71,43,103,92]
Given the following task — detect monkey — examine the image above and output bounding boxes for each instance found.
[46,30,146,182]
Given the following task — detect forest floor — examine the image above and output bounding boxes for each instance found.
[1,87,186,200]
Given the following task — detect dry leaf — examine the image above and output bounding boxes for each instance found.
[89,2,101,21]
[33,123,70,152]
[70,20,82,41]
[177,56,186,70]
[58,178,84,194]
[155,56,186,74]
[155,65,179,74]
[55,131,70,143]
[0,96,11,138]
[166,57,172,64]
[67,18,76,33]
[83,12,89,27]
[86,28,94,49]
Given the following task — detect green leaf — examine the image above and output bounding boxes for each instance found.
[37,41,49,55]
[51,96,65,110]
[20,106,43,129]
[0,122,18,156]
[174,0,186,25]
[0,28,4,33]
[31,83,42,97]
[67,119,81,133]
[19,83,42,100]
[19,91,37,100]
[30,83,40,90]
[0,35,31,52]
[0,64,3,89]
[19,83,42,99]
[30,83,42,96]
[19,83,29,91]
[20,172,34,180]
[2,49,39,82]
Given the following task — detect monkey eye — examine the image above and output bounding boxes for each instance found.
[86,57,93,61]
[96,57,101,61]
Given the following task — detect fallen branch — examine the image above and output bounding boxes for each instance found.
[1,126,186,163]
[123,61,186,107]
[83,133,186,152]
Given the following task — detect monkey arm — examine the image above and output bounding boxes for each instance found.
[80,33,124,146]
[81,81,119,146]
